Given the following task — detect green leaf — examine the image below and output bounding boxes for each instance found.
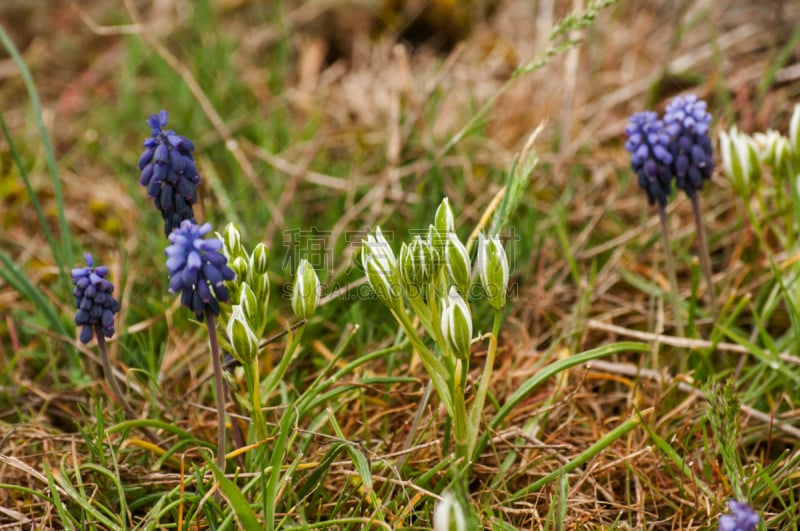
[206,458,261,531]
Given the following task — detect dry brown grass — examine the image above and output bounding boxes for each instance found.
[1,0,799,528]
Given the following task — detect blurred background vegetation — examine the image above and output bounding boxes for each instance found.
[1,0,800,528]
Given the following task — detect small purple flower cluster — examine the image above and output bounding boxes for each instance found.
[719,500,760,531]
[71,110,236,342]
[136,111,236,319]
[166,221,236,319]
[624,111,674,206]
[71,253,121,344]
[625,94,714,205]
[138,110,201,236]
[664,95,714,197]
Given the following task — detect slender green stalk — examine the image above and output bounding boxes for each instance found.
[205,313,227,482]
[390,308,453,415]
[690,194,719,320]
[467,310,501,460]
[262,322,306,399]
[95,330,164,449]
[511,408,652,499]
[452,359,469,462]
[250,357,268,442]
[657,205,685,337]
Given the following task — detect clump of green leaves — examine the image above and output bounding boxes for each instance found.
[361,198,508,464]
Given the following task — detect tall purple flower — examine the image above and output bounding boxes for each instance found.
[625,111,674,206]
[166,221,235,319]
[719,500,760,531]
[663,94,714,197]
[138,110,201,236]
[71,253,121,344]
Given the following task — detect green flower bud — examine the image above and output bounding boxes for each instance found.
[790,103,800,159]
[427,224,447,259]
[400,235,440,293]
[361,227,397,272]
[239,283,258,324]
[434,197,455,236]
[477,233,509,310]
[230,256,250,285]
[226,305,259,362]
[292,259,321,319]
[221,223,246,261]
[445,232,471,296]
[365,254,402,307]
[250,243,270,276]
[253,271,270,308]
[719,127,760,197]
[755,130,792,178]
[433,491,467,531]
[440,287,472,361]
[361,228,402,307]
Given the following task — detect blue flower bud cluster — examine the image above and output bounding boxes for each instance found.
[624,111,674,206]
[138,110,201,236]
[663,94,714,196]
[166,220,236,319]
[625,94,714,205]
[71,253,121,344]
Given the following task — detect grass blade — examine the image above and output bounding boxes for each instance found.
[206,458,261,530]
[0,27,74,274]
[0,247,68,335]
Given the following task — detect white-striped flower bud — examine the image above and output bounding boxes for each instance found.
[434,197,455,236]
[230,256,249,285]
[250,242,270,277]
[719,127,760,196]
[445,232,471,296]
[790,103,800,158]
[361,227,396,273]
[440,287,472,361]
[221,223,245,261]
[433,491,467,531]
[754,130,792,177]
[400,235,440,293]
[292,259,320,319]
[427,224,446,258]
[477,233,509,310]
[226,305,259,362]
[238,283,258,323]
[253,270,270,307]
[362,227,402,307]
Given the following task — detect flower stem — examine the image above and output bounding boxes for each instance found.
[390,308,453,416]
[250,357,268,442]
[205,313,227,483]
[657,205,685,337]
[467,310,500,461]
[95,330,165,448]
[690,194,718,320]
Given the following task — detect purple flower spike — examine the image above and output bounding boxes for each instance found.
[70,253,120,344]
[138,110,201,236]
[625,111,674,206]
[663,94,714,197]
[165,221,236,319]
[719,500,760,531]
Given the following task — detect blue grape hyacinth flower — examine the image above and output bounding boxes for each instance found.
[625,111,674,206]
[718,500,760,531]
[71,253,121,344]
[663,94,714,197]
[138,110,201,236]
[166,220,236,319]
